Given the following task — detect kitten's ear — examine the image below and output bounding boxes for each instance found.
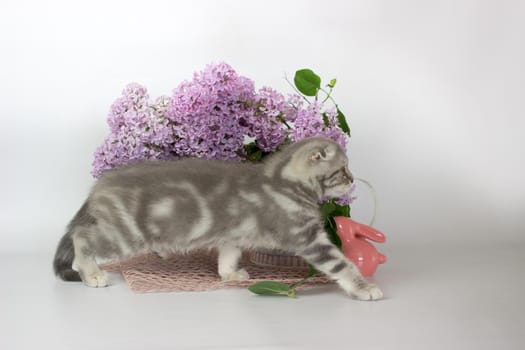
[310,146,336,161]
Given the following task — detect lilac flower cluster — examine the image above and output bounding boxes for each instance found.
[289,102,347,152]
[92,62,349,178]
[168,63,255,160]
[91,83,173,178]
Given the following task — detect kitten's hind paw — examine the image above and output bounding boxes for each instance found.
[221,268,250,281]
[351,283,383,301]
[83,271,109,288]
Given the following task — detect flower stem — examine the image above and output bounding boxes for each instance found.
[277,114,292,129]
[321,87,333,103]
[289,265,318,290]
[319,87,338,106]
[284,74,311,104]
[289,273,318,290]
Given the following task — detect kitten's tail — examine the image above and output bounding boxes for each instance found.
[53,203,89,282]
[53,227,81,281]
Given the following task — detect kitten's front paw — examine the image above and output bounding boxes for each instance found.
[351,283,383,301]
[221,268,250,281]
[83,271,109,288]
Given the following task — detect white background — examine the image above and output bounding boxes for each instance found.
[1,0,524,251]
[1,1,524,349]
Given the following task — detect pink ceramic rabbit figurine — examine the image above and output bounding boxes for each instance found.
[333,216,387,277]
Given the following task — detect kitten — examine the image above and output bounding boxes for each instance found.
[53,137,383,300]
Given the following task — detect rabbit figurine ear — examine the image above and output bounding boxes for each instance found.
[333,216,386,243]
[354,222,386,243]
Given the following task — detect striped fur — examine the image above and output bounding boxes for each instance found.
[53,137,382,300]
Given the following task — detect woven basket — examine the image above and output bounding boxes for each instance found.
[101,250,330,293]
[248,250,309,268]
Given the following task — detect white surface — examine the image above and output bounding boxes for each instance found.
[1,1,524,349]
[3,243,525,350]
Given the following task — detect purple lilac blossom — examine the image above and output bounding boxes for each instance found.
[247,86,289,152]
[318,183,356,206]
[92,84,175,178]
[167,62,257,160]
[92,62,350,183]
[336,182,357,206]
[289,102,348,152]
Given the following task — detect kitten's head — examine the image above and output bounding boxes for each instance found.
[276,137,354,199]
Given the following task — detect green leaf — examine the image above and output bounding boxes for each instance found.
[244,142,268,162]
[320,201,337,219]
[339,204,350,217]
[322,113,330,127]
[336,108,351,136]
[325,218,342,248]
[248,281,295,297]
[331,203,350,217]
[294,69,321,96]
[307,265,318,277]
[252,150,263,161]
[244,142,257,153]
[328,78,337,88]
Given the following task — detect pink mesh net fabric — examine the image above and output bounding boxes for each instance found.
[102,250,331,294]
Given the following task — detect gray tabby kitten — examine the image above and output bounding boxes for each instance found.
[53,137,383,300]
